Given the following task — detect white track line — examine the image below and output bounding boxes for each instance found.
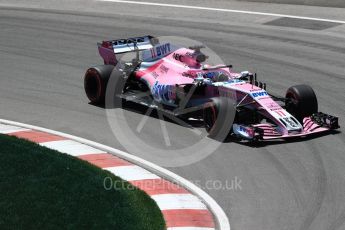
[99,0,345,24]
[40,140,105,156]
[0,124,29,134]
[105,165,160,181]
[151,193,207,210]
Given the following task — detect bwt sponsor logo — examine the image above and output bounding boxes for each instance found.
[150,43,171,58]
[252,91,268,98]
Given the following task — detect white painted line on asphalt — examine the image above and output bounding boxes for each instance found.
[105,165,161,181]
[99,0,345,24]
[151,193,207,210]
[0,124,29,134]
[40,140,105,156]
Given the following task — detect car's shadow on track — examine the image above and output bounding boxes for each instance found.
[90,101,341,147]
[90,100,205,129]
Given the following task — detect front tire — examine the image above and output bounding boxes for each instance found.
[203,97,235,140]
[285,84,318,121]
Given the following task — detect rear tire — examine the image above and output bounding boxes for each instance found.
[285,84,318,121]
[84,65,114,104]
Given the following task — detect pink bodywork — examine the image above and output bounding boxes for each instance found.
[135,47,238,86]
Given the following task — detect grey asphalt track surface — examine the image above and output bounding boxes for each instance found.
[1,1,345,230]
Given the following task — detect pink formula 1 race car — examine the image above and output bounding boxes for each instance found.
[84,35,339,141]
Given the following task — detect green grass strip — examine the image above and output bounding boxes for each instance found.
[0,134,165,230]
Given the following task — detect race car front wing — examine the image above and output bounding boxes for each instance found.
[233,112,339,141]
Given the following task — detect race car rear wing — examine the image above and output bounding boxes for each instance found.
[98,35,159,64]
[98,35,158,54]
